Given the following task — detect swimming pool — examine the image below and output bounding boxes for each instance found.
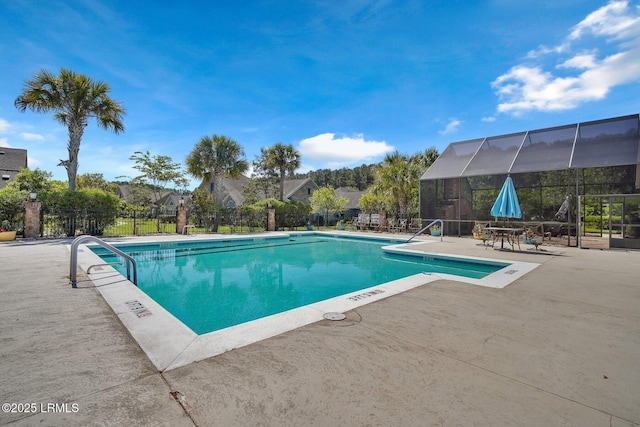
[78,232,538,370]
[91,234,508,334]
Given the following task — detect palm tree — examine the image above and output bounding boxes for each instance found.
[413,147,440,170]
[261,143,301,201]
[186,135,248,230]
[374,151,412,217]
[14,68,125,191]
[373,149,439,218]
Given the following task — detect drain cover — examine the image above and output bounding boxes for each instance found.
[323,312,346,321]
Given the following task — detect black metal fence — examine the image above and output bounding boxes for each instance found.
[39,207,179,238]
[189,206,308,233]
[37,206,290,238]
[33,200,315,238]
[188,207,268,234]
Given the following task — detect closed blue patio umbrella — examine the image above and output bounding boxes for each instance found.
[491,176,522,219]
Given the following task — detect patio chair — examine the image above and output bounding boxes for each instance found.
[387,218,398,233]
[523,225,544,251]
[472,222,490,248]
[408,218,421,233]
[369,214,380,231]
[355,214,370,230]
[397,218,408,233]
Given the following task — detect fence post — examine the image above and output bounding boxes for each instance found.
[133,211,138,235]
[267,207,276,231]
[24,200,42,238]
[176,205,187,234]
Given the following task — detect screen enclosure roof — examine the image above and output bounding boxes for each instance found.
[421,114,640,180]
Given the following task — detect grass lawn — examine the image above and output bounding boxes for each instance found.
[101,219,368,237]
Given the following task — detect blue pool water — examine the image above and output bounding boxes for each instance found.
[91,234,508,334]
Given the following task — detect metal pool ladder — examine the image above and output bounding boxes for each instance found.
[70,235,138,288]
[406,219,444,243]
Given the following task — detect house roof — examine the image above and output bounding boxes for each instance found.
[117,184,175,206]
[222,175,250,206]
[199,175,319,205]
[283,177,317,199]
[334,187,363,210]
[157,192,191,207]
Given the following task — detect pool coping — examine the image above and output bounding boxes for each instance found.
[69,232,539,371]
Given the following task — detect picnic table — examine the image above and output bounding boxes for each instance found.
[485,226,523,251]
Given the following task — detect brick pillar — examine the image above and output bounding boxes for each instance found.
[267,208,276,231]
[24,201,41,238]
[379,210,387,232]
[176,205,187,234]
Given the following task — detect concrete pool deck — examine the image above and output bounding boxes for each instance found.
[1,233,639,426]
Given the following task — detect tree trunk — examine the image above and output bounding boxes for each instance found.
[212,213,221,233]
[211,172,223,232]
[65,121,84,191]
[399,192,407,218]
[279,166,286,201]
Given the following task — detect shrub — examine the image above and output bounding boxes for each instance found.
[583,214,622,231]
[0,186,27,230]
[48,189,120,236]
[249,198,311,230]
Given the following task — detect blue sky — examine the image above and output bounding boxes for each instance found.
[1,0,639,189]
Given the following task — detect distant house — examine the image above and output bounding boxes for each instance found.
[156,192,191,213]
[199,176,319,206]
[0,147,28,189]
[116,184,190,213]
[281,177,319,204]
[223,175,250,207]
[116,184,165,205]
[334,187,364,219]
[198,175,250,207]
[314,186,365,225]
[115,184,136,201]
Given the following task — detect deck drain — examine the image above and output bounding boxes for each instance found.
[324,312,346,321]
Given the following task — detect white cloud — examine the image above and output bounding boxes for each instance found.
[20,132,45,141]
[481,116,496,122]
[493,0,640,115]
[0,119,10,133]
[298,133,394,168]
[526,42,570,59]
[438,119,462,135]
[558,53,598,70]
[569,0,639,40]
[0,138,11,147]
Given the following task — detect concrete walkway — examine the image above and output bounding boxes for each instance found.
[0,235,639,426]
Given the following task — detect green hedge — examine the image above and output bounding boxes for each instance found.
[46,189,120,236]
[246,198,312,229]
[0,187,27,230]
[583,214,622,230]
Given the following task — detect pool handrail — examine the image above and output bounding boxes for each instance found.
[70,235,137,288]
[406,219,443,243]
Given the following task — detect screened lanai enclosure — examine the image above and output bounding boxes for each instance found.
[419,114,640,249]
